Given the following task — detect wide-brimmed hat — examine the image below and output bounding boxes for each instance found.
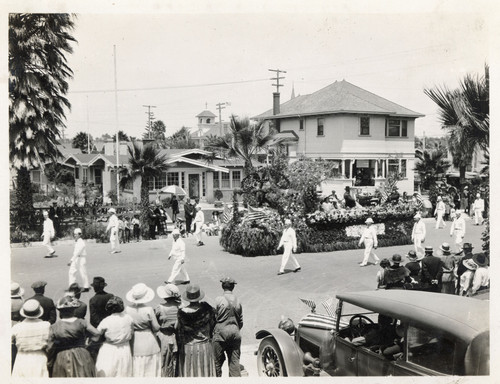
[108,208,116,214]
[74,228,82,235]
[439,243,451,254]
[365,218,374,224]
[157,284,180,299]
[91,277,107,287]
[463,259,478,271]
[407,250,423,261]
[126,283,155,304]
[463,243,474,251]
[182,284,205,302]
[56,295,80,310]
[11,282,24,297]
[20,299,44,319]
[391,254,402,263]
[68,283,82,294]
[473,253,489,268]
[220,277,237,285]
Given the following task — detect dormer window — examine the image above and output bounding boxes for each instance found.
[206,118,211,124]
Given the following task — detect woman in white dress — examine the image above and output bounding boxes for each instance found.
[95,296,134,377]
[125,283,161,377]
[11,300,51,377]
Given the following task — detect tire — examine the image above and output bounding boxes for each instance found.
[257,336,287,377]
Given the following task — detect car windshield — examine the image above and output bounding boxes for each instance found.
[338,301,377,328]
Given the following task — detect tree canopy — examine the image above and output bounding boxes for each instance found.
[72,131,93,153]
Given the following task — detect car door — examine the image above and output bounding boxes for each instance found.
[356,347,395,376]
[333,337,358,375]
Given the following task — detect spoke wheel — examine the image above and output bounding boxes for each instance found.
[257,337,287,377]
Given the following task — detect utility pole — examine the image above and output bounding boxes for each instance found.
[268,68,286,93]
[216,102,230,136]
[86,95,90,153]
[114,45,120,204]
[143,105,157,139]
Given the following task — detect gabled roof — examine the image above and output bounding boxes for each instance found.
[196,110,217,118]
[65,153,128,167]
[254,80,424,119]
[57,144,83,156]
[159,148,214,159]
[167,156,229,173]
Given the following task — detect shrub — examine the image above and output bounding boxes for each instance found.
[79,221,109,243]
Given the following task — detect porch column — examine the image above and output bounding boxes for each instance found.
[382,159,386,178]
[375,159,379,178]
[350,159,355,180]
[399,158,402,174]
[342,159,346,178]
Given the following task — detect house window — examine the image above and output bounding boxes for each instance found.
[166,172,179,186]
[221,172,230,189]
[360,117,370,136]
[378,160,386,178]
[317,118,324,136]
[155,173,166,190]
[32,170,41,183]
[206,118,211,124]
[232,170,241,188]
[82,168,88,183]
[199,118,202,124]
[401,159,407,178]
[386,119,408,137]
[388,159,399,176]
[74,168,80,180]
[213,172,220,189]
[299,119,304,130]
[327,160,343,178]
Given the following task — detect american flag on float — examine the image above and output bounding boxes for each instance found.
[298,313,338,330]
[413,192,424,210]
[241,205,270,223]
[221,204,233,224]
[299,298,316,313]
[321,297,336,318]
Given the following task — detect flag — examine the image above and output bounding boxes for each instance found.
[221,204,233,224]
[380,188,390,205]
[242,205,270,223]
[299,298,316,313]
[413,192,424,210]
[321,297,336,318]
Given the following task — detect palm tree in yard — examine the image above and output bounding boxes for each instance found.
[9,14,76,229]
[204,115,274,175]
[414,148,451,191]
[119,141,169,238]
[424,64,489,187]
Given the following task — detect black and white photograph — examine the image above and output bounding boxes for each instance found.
[4,0,497,380]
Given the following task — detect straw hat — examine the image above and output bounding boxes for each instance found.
[439,243,451,254]
[365,218,374,224]
[11,282,24,298]
[108,208,116,214]
[20,299,44,319]
[126,283,155,304]
[472,253,489,268]
[157,284,180,299]
[182,284,205,302]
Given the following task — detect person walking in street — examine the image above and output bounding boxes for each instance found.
[358,217,380,267]
[184,198,195,236]
[455,242,475,295]
[155,284,181,377]
[11,300,51,377]
[192,205,205,246]
[41,210,56,257]
[95,296,134,377]
[472,193,485,226]
[125,283,161,377]
[106,208,121,254]
[213,277,243,377]
[420,246,444,293]
[277,219,301,275]
[166,229,190,285]
[27,281,56,324]
[411,213,426,258]
[450,209,466,254]
[434,196,446,229]
[438,243,457,295]
[177,284,216,377]
[68,228,90,292]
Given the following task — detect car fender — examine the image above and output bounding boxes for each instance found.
[256,328,305,376]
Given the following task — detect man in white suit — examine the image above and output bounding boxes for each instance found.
[277,219,301,275]
[41,210,55,257]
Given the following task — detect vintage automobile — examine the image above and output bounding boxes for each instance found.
[256,290,489,376]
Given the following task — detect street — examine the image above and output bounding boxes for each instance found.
[10,217,485,376]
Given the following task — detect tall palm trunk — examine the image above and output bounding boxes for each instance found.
[14,166,35,230]
[140,180,150,238]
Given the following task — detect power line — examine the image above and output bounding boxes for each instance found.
[269,68,286,93]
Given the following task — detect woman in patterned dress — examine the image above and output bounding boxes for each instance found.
[47,296,100,377]
[155,284,181,377]
[176,284,216,377]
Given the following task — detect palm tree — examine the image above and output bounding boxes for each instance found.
[9,14,76,228]
[119,141,169,237]
[424,64,489,186]
[205,115,274,175]
[414,148,451,191]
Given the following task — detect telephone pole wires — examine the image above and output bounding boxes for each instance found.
[143,105,157,139]
[216,102,230,136]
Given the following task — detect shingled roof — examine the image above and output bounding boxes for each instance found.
[254,80,424,119]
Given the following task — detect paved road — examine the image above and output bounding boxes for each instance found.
[10,216,485,376]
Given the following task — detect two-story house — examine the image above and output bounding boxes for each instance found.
[254,80,424,194]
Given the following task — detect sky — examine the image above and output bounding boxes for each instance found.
[58,6,492,141]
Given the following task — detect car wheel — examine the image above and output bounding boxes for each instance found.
[257,336,287,377]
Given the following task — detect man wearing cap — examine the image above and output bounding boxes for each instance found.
[434,196,446,229]
[438,243,456,295]
[420,246,444,292]
[27,281,56,324]
[450,210,466,253]
[41,210,56,257]
[471,253,489,296]
[68,228,90,292]
[358,218,380,267]
[411,213,426,258]
[213,277,243,377]
[166,229,190,285]
[192,205,205,246]
[455,243,475,295]
[277,219,301,275]
[106,208,121,254]
[472,193,485,226]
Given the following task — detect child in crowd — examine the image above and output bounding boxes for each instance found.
[131,215,141,242]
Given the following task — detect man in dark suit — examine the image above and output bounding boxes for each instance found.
[27,280,56,324]
[420,246,444,292]
[184,198,195,235]
[455,242,475,295]
[89,276,113,328]
[147,204,157,239]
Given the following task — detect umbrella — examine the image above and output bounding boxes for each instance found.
[160,185,187,196]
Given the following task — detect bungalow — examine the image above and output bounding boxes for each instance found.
[254,80,425,194]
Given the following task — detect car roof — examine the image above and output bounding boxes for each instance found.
[337,290,489,343]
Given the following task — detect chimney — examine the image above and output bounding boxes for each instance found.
[273,92,280,115]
